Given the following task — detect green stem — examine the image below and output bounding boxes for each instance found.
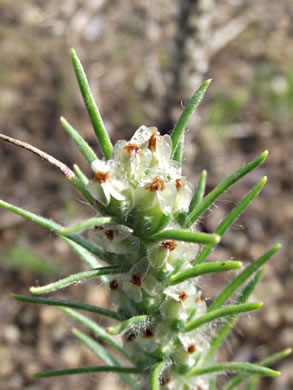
[73,164,89,185]
[70,49,112,159]
[168,261,242,285]
[184,302,262,332]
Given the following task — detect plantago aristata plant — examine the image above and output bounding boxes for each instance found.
[0,49,290,390]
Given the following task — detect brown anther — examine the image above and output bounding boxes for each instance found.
[131,273,142,287]
[94,170,110,183]
[176,178,184,189]
[146,176,165,192]
[105,230,115,240]
[178,291,188,301]
[159,377,171,386]
[143,328,154,338]
[125,332,136,342]
[195,386,203,390]
[187,344,197,353]
[94,225,104,231]
[148,133,158,150]
[109,280,119,290]
[195,297,201,304]
[124,143,143,157]
[160,240,177,251]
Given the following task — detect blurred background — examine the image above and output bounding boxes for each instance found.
[0,0,292,389]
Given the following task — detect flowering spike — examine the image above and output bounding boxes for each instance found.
[2,52,287,390]
[70,49,112,159]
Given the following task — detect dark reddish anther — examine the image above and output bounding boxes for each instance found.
[195,297,201,304]
[148,133,158,150]
[109,280,119,290]
[124,143,143,156]
[105,230,114,240]
[131,273,142,286]
[160,240,177,251]
[176,178,184,189]
[160,377,171,386]
[143,328,154,338]
[187,344,196,353]
[125,332,136,342]
[94,171,110,183]
[94,226,104,230]
[179,291,188,301]
[146,176,165,192]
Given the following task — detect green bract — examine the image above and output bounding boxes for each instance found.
[0,49,290,390]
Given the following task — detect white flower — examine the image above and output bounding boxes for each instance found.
[122,258,160,303]
[134,175,177,215]
[87,159,129,206]
[88,224,140,254]
[174,176,194,213]
[111,139,152,181]
[148,239,198,271]
[130,125,180,173]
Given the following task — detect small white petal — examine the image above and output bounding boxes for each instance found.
[123,281,142,303]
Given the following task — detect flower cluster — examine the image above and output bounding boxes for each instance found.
[86,126,209,389]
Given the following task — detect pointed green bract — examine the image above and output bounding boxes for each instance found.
[171,79,212,157]
[59,307,133,362]
[195,177,267,265]
[73,164,89,185]
[70,49,112,159]
[184,151,268,227]
[60,116,98,164]
[188,362,280,377]
[189,169,207,213]
[223,348,291,390]
[150,361,165,390]
[12,294,120,320]
[72,328,140,390]
[205,268,265,360]
[30,266,121,295]
[208,244,281,312]
[184,302,262,332]
[173,131,185,162]
[168,261,242,285]
[59,216,114,235]
[107,315,148,335]
[35,365,140,378]
[151,229,220,245]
